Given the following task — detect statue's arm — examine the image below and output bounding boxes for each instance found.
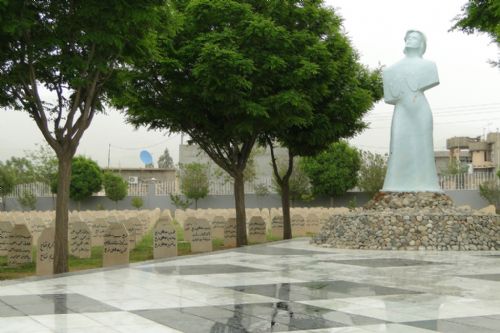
[382,69,398,105]
[419,61,439,91]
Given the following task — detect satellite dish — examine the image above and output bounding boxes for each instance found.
[140,150,153,166]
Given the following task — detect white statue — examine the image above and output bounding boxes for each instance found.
[382,30,442,192]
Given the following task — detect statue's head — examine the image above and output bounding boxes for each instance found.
[404,30,426,56]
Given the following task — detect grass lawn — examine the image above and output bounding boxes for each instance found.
[0,219,303,281]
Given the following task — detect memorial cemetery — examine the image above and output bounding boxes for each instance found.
[0,0,499,332]
[0,206,348,279]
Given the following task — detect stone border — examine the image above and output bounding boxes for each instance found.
[313,212,499,251]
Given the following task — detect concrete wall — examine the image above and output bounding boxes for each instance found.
[2,187,490,212]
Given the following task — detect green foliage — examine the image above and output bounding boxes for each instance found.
[131,197,144,210]
[69,157,103,203]
[357,151,388,195]
[479,180,500,211]
[113,0,381,245]
[0,0,171,272]
[52,156,103,202]
[25,144,58,186]
[103,172,128,203]
[17,190,37,211]
[169,193,192,210]
[180,163,209,208]
[0,163,15,195]
[301,141,361,197]
[452,0,500,67]
[272,158,312,202]
[3,157,36,184]
[347,197,357,211]
[212,147,260,184]
[443,158,469,176]
[0,163,15,210]
[254,183,270,197]
[158,147,175,169]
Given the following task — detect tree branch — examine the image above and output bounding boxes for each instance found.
[268,137,283,186]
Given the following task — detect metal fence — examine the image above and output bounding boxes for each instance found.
[439,173,499,190]
[7,173,498,198]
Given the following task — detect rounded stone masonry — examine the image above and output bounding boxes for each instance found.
[313,192,499,251]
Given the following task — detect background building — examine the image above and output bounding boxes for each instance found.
[446,132,500,175]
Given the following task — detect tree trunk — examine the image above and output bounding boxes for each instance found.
[233,173,248,246]
[281,180,292,239]
[53,155,72,274]
[1,196,5,211]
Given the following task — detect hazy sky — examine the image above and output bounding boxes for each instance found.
[0,0,499,168]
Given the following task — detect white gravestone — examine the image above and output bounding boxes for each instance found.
[211,216,226,240]
[0,222,13,256]
[8,224,32,266]
[103,223,129,267]
[36,227,55,276]
[224,217,237,248]
[29,218,47,245]
[153,220,177,259]
[124,219,137,249]
[248,216,267,244]
[160,209,173,222]
[271,215,284,239]
[184,216,196,243]
[90,218,108,246]
[382,30,441,192]
[69,222,92,259]
[191,218,212,253]
[291,214,306,237]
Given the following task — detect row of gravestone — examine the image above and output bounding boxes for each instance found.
[2,220,153,276]
[0,209,164,276]
[176,213,330,240]
[0,207,342,276]
[0,209,163,247]
[174,207,348,229]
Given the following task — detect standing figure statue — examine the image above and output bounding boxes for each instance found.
[382,30,442,192]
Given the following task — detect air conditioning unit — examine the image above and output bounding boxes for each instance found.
[128,176,139,184]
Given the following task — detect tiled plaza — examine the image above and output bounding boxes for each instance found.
[0,239,499,332]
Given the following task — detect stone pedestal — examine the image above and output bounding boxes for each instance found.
[313,192,499,251]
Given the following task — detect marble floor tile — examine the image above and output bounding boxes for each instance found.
[0,239,498,332]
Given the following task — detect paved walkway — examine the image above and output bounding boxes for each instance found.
[0,239,499,332]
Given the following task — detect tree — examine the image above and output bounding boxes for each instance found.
[0,0,169,273]
[158,147,174,169]
[272,155,312,207]
[180,163,209,209]
[451,0,500,67]
[131,197,144,210]
[103,172,128,206]
[443,158,469,176]
[114,0,381,245]
[69,157,103,206]
[3,157,37,184]
[357,151,388,195]
[479,169,500,213]
[259,1,382,238]
[17,190,37,211]
[26,144,58,186]
[0,163,15,211]
[52,156,103,209]
[169,193,192,210]
[301,142,361,197]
